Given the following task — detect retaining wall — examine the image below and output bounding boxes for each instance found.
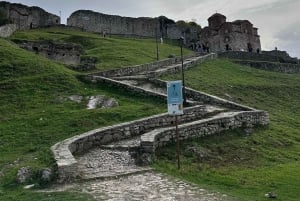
[219,51,298,64]
[89,76,255,111]
[141,111,269,154]
[235,60,300,74]
[52,53,269,182]
[51,105,218,182]
[52,105,268,182]
[91,53,216,78]
[147,79,255,111]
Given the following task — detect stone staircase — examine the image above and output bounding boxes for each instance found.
[51,53,269,183]
[75,105,226,180]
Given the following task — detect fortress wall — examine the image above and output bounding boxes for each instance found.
[0,1,60,30]
[67,10,159,37]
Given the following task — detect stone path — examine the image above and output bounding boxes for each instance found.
[46,172,231,201]
[50,55,237,200]
[76,147,151,180]
[75,104,226,180]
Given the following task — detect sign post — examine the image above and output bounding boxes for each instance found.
[167,80,183,169]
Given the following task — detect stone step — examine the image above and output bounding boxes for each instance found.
[101,136,141,151]
[80,168,152,180]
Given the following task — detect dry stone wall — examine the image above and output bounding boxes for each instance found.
[91,53,216,78]
[150,79,255,111]
[53,70,269,182]
[219,51,299,64]
[51,105,215,182]
[51,54,269,182]
[140,111,269,154]
[235,60,300,74]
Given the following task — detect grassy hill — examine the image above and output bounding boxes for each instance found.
[10,26,192,71]
[1,26,299,201]
[0,30,173,200]
[155,59,300,201]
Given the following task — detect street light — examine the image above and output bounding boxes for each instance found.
[179,36,187,106]
[155,28,159,61]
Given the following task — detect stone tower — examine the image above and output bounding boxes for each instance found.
[208,13,226,30]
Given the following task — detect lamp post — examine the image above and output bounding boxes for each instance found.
[180,36,187,106]
[155,28,159,61]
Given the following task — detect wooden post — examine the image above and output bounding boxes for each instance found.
[175,115,180,169]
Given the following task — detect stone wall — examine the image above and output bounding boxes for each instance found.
[0,23,16,37]
[140,111,269,154]
[262,50,299,64]
[52,103,269,182]
[91,53,216,78]
[67,10,200,42]
[15,40,83,65]
[150,79,255,111]
[51,105,217,181]
[235,60,300,74]
[67,10,159,37]
[219,51,298,64]
[0,1,60,30]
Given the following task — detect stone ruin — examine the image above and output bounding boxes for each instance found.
[67,10,200,43]
[15,40,83,65]
[0,1,60,30]
[199,13,261,53]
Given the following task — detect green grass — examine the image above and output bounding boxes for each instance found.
[0,34,168,200]
[10,27,192,71]
[155,58,300,201]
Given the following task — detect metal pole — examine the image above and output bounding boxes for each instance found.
[175,115,180,169]
[155,28,159,61]
[180,39,187,106]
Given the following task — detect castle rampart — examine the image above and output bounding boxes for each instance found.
[0,1,60,30]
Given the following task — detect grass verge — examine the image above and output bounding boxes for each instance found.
[154,58,300,201]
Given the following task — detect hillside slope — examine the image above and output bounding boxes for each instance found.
[0,35,167,200]
[9,27,192,71]
[156,58,300,201]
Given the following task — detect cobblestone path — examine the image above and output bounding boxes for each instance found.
[47,172,231,201]
[76,172,230,201]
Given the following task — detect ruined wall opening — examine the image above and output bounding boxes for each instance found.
[226,44,230,51]
[33,46,39,54]
[247,43,253,52]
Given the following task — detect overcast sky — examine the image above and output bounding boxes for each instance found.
[5,0,300,58]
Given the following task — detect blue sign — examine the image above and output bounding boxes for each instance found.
[167,80,183,104]
[167,81,183,115]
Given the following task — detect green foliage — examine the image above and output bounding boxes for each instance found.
[156,58,300,201]
[176,20,201,31]
[0,188,94,201]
